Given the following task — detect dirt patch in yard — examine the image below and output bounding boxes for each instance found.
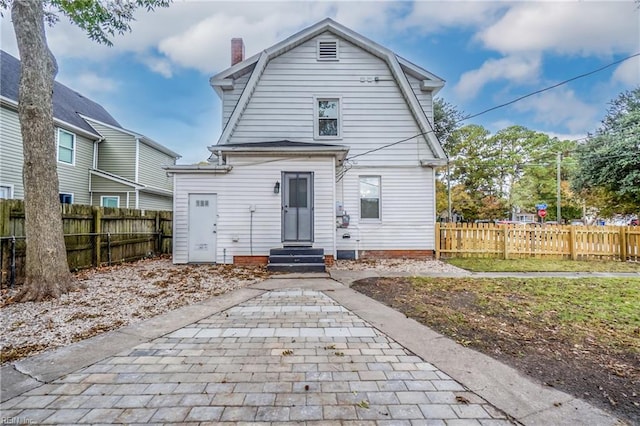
[352,276,640,425]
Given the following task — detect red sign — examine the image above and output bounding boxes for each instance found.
[538,209,547,218]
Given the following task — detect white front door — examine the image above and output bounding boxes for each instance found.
[188,193,217,262]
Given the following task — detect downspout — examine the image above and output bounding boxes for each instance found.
[135,137,140,182]
[135,137,140,210]
[218,150,223,166]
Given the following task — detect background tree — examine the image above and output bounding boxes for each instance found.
[573,87,640,214]
[1,0,170,302]
[433,98,463,220]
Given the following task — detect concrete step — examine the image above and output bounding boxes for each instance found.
[268,255,325,264]
[270,247,323,256]
[267,263,326,273]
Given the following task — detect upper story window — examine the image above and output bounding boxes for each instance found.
[360,176,381,220]
[314,97,341,139]
[317,39,338,61]
[57,128,75,165]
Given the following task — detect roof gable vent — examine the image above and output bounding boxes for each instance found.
[317,40,338,61]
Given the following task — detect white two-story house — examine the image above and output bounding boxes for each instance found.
[166,18,447,267]
[0,50,180,210]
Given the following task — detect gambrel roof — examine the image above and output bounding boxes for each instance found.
[209,18,447,162]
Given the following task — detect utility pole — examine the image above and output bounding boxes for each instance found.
[557,152,562,223]
[447,162,452,222]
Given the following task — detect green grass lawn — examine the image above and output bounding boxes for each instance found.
[446,257,640,272]
[410,276,640,352]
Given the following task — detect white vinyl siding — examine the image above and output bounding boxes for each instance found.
[406,74,435,125]
[172,155,335,264]
[222,71,252,129]
[89,120,137,181]
[57,128,75,165]
[336,166,436,251]
[138,142,175,191]
[0,107,24,199]
[227,32,433,166]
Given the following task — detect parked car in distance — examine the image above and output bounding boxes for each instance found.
[570,220,585,226]
[630,218,639,226]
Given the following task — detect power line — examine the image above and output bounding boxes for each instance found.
[344,53,639,162]
[458,52,640,123]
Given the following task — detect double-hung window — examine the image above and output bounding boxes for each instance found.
[57,128,75,165]
[359,176,381,220]
[314,97,341,139]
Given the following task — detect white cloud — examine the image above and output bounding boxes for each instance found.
[454,55,541,99]
[612,55,640,86]
[400,1,505,33]
[57,71,120,96]
[478,2,639,56]
[514,88,598,134]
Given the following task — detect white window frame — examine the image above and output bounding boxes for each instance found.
[317,39,339,61]
[59,192,74,204]
[313,96,342,140]
[57,128,76,165]
[359,175,381,221]
[0,184,14,199]
[101,196,120,208]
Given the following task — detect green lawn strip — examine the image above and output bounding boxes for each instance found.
[446,257,640,273]
[411,277,640,353]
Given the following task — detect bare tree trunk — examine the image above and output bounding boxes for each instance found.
[12,0,73,302]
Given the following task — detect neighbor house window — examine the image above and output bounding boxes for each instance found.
[317,39,338,61]
[359,176,381,220]
[314,97,341,139]
[57,128,75,165]
[59,193,73,204]
[0,185,13,199]
[101,196,119,208]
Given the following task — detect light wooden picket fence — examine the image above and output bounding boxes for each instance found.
[435,223,640,261]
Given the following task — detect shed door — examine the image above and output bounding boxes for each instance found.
[282,172,313,244]
[188,193,217,262]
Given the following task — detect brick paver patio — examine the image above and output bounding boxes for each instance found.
[1,289,514,425]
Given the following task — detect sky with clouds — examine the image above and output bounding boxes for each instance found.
[1,1,638,164]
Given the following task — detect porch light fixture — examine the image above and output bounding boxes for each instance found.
[274,181,280,194]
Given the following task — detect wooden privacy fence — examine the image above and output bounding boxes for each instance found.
[435,222,640,261]
[0,199,173,287]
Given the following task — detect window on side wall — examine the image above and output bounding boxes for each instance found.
[57,128,75,165]
[314,97,341,139]
[359,176,381,220]
[101,196,119,208]
[0,185,13,199]
[59,193,73,204]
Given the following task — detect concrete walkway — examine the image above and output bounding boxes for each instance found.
[1,276,622,425]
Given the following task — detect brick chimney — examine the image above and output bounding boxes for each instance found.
[231,38,244,66]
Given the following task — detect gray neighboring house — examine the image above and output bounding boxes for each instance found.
[0,50,180,210]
